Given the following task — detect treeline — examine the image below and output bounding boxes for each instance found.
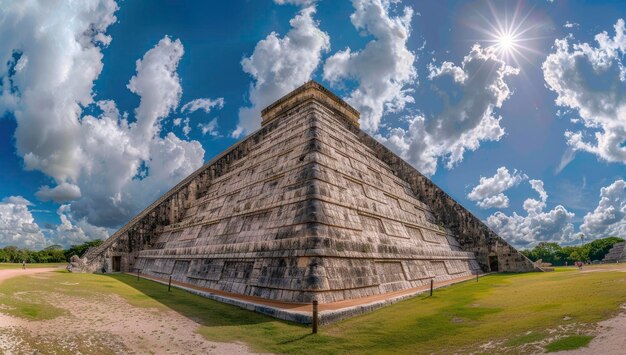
[521,237,624,266]
[0,240,103,263]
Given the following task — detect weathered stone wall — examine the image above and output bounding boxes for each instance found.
[78,81,537,307]
[332,112,539,272]
[80,104,293,270]
[603,242,626,263]
[262,81,360,128]
[124,104,481,303]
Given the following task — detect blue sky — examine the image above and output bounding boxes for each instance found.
[0,0,624,249]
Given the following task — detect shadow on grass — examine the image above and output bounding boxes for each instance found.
[106,273,304,329]
[278,333,315,344]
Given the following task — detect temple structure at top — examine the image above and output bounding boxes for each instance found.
[74,81,539,315]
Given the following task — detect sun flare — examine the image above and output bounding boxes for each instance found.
[493,30,520,57]
[497,33,515,50]
[484,23,528,63]
[474,2,542,65]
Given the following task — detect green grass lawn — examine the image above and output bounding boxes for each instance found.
[0,262,66,269]
[1,267,625,353]
[545,335,594,352]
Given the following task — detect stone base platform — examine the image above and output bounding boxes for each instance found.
[127,272,480,325]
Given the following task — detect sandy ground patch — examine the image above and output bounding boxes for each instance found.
[0,267,60,283]
[474,263,626,354]
[546,263,626,354]
[555,304,626,355]
[546,264,626,354]
[572,263,626,273]
[0,269,255,354]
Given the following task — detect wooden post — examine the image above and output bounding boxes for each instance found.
[137,269,140,281]
[430,279,434,296]
[312,300,319,334]
[168,276,172,292]
[476,274,479,282]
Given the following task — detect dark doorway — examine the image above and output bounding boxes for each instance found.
[112,256,121,272]
[489,255,499,272]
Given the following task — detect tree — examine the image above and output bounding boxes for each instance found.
[521,237,624,266]
[63,240,103,261]
[531,242,563,265]
[0,240,105,264]
[587,237,624,261]
[44,244,64,251]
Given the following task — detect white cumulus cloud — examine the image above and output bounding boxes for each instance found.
[523,179,548,214]
[476,193,510,209]
[182,117,192,137]
[0,196,46,249]
[1,196,33,206]
[181,97,224,114]
[468,167,527,209]
[487,179,576,248]
[323,0,417,132]
[543,19,626,165]
[0,1,207,233]
[0,196,110,248]
[274,0,318,6]
[0,0,119,183]
[234,5,330,138]
[35,182,82,203]
[378,44,519,176]
[198,118,220,137]
[51,205,110,247]
[68,38,205,227]
[127,36,185,145]
[580,179,626,239]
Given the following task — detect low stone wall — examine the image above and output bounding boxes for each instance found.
[133,272,477,325]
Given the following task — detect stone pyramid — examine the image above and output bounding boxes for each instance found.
[77,81,538,304]
[603,242,626,263]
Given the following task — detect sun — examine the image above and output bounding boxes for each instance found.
[483,19,528,63]
[497,33,515,51]
[492,30,521,58]
[472,2,542,65]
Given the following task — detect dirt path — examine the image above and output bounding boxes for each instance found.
[0,267,61,284]
[0,269,255,354]
[553,264,626,354]
[571,263,626,273]
[556,305,626,355]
